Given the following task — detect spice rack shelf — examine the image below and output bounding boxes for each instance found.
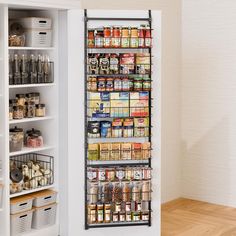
[9,184,55,198]
[9,145,54,157]
[9,83,56,89]
[8,47,55,51]
[9,116,54,124]
[84,9,153,229]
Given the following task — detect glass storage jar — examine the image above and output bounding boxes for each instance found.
[13,105,24,119]
[35,104,46,117]
[26,92,40,105]
[9,126,24,152]
[26,101,36,118]
[16,94,25,106]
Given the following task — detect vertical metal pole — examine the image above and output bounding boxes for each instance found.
[148,9,152,227]
[84,9,89,230]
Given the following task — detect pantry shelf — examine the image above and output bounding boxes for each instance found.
[9,116,54,124]
[87,159,149,167]
[9,145,54,157]
[8,47,55,50]
[87,221,150,228]
[9,83,56,89]
[10,184,55,198]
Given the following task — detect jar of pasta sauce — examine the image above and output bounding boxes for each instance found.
[112,26,121,48]
[130,27,139,48]
[121,27,130,48]
[88,29,95,48]
[95,29,104,48]
[104,27,111,47]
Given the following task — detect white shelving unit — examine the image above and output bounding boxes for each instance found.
[0,4,61,236]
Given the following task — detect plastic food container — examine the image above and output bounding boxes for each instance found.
[18,17,52,30]
[32,203,57,229]
[32,190,57,208]
[9,126,24,152]
[10,195,33,214]
[25,29,52,47]
[10,209,34,235]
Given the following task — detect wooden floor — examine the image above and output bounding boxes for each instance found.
[161,198,236,236]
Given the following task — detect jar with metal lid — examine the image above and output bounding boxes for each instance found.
[97,204,104,223]
[106,78,113,91]
[88,204,97,224]
[97,77,106,92]
[133,167,142,180]
[145,25,152,47]
[142,77,151,91]
[125,167,133,181]
[26,92,40,105]
[130,27,139,48]
[104,203,111,223]
[115,202,121,212]
[88,183,98,203]
[88,29,95,48]
[26,101,36,118]
[126,212,132,222]
[98,168,106,181]
[27,132,43,148]
[35,104,45,117]
[111,26,121,48]
[16,94,25,106]
[121,27,130,48]
[9,126,24,152]
[126,202,131,211]
[122,77,129,91]
[132,211,141,221]
[112,211,119,222]
[142,181,151,201]
[13,105,24,119]
[128,77,134,91]
[134,77,143,91]
[142,167,152,180]
[95,29,104,48]
[104,27,111,47]
[114,77,122,91]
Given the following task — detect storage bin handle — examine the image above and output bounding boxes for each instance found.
[19,214,27,218]
[44,196,52,200]
[19,202,27,206]
[39,20,46,23]
[39,32,47,35]
[44,207,51,211]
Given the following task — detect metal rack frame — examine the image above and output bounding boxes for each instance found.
[84,9,153,230]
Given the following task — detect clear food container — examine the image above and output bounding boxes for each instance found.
[9,127,24,152]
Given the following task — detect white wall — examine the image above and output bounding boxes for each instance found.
[182,0,236,207]
[81,0,182,204]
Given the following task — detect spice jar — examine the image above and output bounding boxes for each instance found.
[133,167,142,180]
[142,181,151,201]
[13,106,24,119]
[16,94,25,106]
[142,167,151,180]
[104,203,111,223]
[95,29,104,48]
[130,27,139,48]
[119,211,125,222]
[88,204,97,224]
[88,29,95,48]
[121,27,130,48]
[106,168,115,181]
[122,77,129,91]
[106,78,114,91]
[97,77,106,92]
[132,211,141,221]
[26,92,40,105]
[26,102,36,118]
[112,212,119,222]
[115,202,121,212]
[114,77,122,91]
[125,202,131,211]
[125,167,133,181]
[88,183,98,203]
[145,25,152,47]
[132,182,141,202]
[104,27,111,47]
[116,168,125,181]
[141,211,149,221]
[134,77,143,91]
[142,77,151,91]
[112,26,121,48]
[97,204,104,223]
[139,25,145,48]
[35,104,45,117]
[98,168,106,181]
[87,168,98,181]
[126,212,132,221]
[122,182,131,202]
[9,126,24,152]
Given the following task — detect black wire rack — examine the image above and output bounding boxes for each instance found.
[84,9,153,229]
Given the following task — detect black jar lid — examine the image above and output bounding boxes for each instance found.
[9,99,17,104]
[26,92,40,97]
[26,128,41,136]
[36,104,45,108]
[16,94,25,98]
[10,126,23,133]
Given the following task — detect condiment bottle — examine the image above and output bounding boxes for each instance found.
[121,27,130,48]
[130,27,139,48]
[139,25,145,48]
[104,203,111,223]
[95,29,104,48]
[104,26,111,47]
[145,25,152,47]
[88,29,95,48]
[112,26,121,48]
